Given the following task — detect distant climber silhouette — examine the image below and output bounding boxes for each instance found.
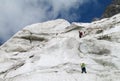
[81,63,87,73]
[79,31,83,38]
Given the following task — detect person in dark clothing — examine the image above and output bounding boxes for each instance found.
[81,63,87,73]
[79,31,83,38]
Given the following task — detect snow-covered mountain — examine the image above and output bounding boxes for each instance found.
[0,13,120,81]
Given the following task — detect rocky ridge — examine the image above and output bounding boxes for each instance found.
[102,0,120,18]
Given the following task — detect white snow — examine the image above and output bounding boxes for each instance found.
[0,14,120,81]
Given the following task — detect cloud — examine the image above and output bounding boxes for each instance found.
[0,0,97,43]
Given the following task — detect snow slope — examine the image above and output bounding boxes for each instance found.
[0,15,120,81]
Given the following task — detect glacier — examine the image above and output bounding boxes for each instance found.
[0,14,120,81]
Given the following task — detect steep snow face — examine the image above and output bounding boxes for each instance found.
[0,14,120,81]
[0,19,71,52]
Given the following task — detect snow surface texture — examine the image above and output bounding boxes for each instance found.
[0,14,120,81]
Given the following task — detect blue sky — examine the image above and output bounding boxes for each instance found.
[57,0,112,22]
[0,0,112,45]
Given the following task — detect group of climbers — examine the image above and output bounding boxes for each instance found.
[79,30,87,73]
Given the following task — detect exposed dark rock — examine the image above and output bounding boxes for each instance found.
[102,0,120,18]
[29,55,34,58]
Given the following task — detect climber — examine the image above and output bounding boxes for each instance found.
[79,31,83,38]
[81,63,87,73]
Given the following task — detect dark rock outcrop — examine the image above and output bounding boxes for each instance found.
[102,0,120,18]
